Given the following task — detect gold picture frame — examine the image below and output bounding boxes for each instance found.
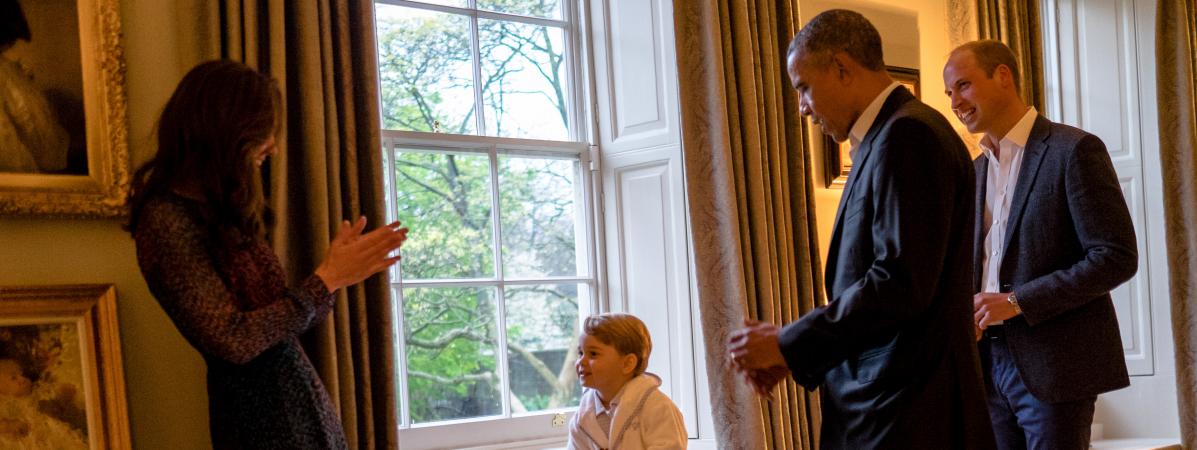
[0,0,130,218]
[0,284,129,449]
[824,66,920,188]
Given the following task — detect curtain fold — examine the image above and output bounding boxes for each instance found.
[1156,1,1197,447]
[975,0,1045,111]
[673,1,823,448]
[211,1,398,448]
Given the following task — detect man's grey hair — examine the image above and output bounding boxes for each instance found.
[787,9,885,72]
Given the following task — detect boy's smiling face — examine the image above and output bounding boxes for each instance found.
[575,333,636,399]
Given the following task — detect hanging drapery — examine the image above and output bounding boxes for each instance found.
[975,0,1046,110]
[1156,0,1197,447]
[674,1,824,448]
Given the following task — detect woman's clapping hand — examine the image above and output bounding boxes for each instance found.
[315,217,409,292]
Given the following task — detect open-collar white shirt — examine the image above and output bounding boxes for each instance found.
[980,107,1038,323]
[847,81,902,160]
[593,384,625,439]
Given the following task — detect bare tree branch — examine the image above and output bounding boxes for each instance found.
[408,370,496,385]
[408,328,489,349]
[508,341,560,388]
[408,323,574,400]
[396,169,454,206]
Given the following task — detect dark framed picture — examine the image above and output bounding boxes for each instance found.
[823,66,920,188]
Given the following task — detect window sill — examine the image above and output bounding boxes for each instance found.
[450,437,719,450]
[399,411,573,450]
[456,436,567,450]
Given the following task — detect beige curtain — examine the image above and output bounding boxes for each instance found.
[674,1,823,449]
[975,0,1045,111]
[206,1,398,448]
[1156,1,1197,447]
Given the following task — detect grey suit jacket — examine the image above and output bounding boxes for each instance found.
[779,87,995,450]
[974,115,1136,403]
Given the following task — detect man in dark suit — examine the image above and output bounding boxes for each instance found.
[727,10,995,449]
[942,40,1138,450]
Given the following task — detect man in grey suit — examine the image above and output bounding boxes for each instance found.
[727,10,995,449]
[943,40,1138,450]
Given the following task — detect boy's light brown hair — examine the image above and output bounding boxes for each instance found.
[583,313,652,376]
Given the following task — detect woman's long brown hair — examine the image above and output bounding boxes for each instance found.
[126,60,281,243]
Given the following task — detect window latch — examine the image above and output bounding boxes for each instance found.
[588,145,600,172]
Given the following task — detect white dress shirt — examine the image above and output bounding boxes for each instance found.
[980,107,1038,325]
[848,82,902,160]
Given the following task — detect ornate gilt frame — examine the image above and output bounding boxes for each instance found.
[0,284,130,449]
[0,0,129,218]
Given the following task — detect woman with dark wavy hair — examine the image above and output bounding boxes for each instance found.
[128,60,407,449]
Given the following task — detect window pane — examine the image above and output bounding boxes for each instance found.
[404,287,503,423]
[499,155,582,277]
[478,0,562,20]
[505,283,582,413]
[479,20,570,140]
[393,149,495,279]
[377,5,477,134]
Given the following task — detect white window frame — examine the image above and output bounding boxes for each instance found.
[373,1,603,448]
[375,0,586,142]
[381,133,600,448]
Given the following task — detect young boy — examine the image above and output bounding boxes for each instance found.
[568,313,687,450]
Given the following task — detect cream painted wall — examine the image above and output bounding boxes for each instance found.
[797,0,971,265]
[0,1,216,448]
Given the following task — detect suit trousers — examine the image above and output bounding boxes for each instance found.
[983,326,1097,450]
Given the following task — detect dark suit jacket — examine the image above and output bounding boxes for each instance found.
[778,87,996,450]
[974,115,1136,403]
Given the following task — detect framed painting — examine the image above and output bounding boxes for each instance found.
[823,66,920,188]
[0,285,129,449]
[0,0,130,218]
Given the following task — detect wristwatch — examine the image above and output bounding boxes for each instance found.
[1007,292,1023,315]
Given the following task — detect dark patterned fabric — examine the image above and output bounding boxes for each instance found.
[134,193,347,449]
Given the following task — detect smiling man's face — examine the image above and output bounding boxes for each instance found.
[942,50,1006,135]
